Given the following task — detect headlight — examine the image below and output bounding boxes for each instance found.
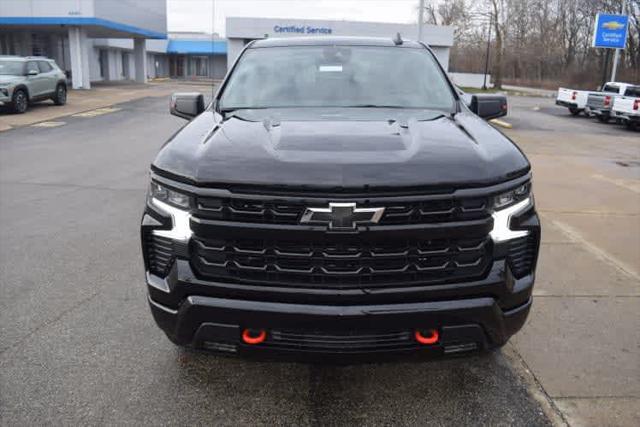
[493,183,530,209]
[148,181,192,242]
[148,181,190,209]
[490,182,534,243]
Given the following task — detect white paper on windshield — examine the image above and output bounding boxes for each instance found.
[318,65,343,72]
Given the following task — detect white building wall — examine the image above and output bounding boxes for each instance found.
[0,0,95,17]
[225,17,455,71]
[449,73,492,89]
[227,39,246,67]
[226,17,454,46]
[108,49,121,80]
[430,47,450,70]
[89,47,102,82]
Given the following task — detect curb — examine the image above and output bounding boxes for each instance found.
[502,344,569,427]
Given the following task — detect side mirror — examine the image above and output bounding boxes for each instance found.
[170,92,205,120]
[27,69,39,76]
[469,94,508,120]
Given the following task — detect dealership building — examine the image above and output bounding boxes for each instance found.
[0,1,455,88]
[225,17,454,71]
[0,0,167,89]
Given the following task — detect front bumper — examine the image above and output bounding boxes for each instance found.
[0,87,13,104]
[146,258,536,361]
[149,292,531,361]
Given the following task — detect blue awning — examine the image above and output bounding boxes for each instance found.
[0,17,166,39]
[167,40,227,55]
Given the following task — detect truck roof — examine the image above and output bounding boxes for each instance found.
[250,36,425,49]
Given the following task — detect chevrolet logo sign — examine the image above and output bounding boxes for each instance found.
[602,21,625,30]
[300,202,385,230]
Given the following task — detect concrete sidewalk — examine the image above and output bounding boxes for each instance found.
[0,80,213,131]
[504,97,640,426]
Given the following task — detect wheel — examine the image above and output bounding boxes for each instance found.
[568,107,581,116]
[596,114,610,123]
[11,89,28,114]
[626,121,638,131]
[52,84,67,106]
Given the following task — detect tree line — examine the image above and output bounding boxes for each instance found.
[424,0,640,89]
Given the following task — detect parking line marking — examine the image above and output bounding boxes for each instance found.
[545,215,640,281]
[592,173,640,194]
[490,118,513,129]
[31,121,66,128]
[72,107,121,118]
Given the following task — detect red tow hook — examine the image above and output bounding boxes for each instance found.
[242,328,267,345]
[414,329,440,345]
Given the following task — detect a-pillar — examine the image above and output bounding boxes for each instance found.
[134,38,147,83]
[68,26,91,89]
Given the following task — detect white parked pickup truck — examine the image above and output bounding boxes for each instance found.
[585,82,639,123]
[556,87,594,116]
[612,96,640,130]
[556,82,638,117]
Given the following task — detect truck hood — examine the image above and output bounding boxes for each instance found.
[153,108,529,190]
[0,75,24,85]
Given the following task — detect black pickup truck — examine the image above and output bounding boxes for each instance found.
[141,36,539,361]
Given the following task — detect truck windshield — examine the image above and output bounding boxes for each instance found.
[219,45,455,111]
[0,60,25,76]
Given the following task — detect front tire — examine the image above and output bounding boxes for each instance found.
[569,107,581,116]
[52,84,67,106]
[11,89,28,114]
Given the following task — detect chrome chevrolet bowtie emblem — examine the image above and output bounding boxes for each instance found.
[300,202,385,230]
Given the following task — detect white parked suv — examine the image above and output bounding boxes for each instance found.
[0,56,67,114]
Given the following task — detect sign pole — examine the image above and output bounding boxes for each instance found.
[610,2,628,82]
[611,48,620,82]
[418,0,425,42]
[482,14,492,90]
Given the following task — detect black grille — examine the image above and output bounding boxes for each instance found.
[191,236,491,288]
[267,329,416,353]
[195,196,489,225]
[507,235,537,278]
[146,234,174,277]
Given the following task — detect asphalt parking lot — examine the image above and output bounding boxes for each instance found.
[1,86,638,425]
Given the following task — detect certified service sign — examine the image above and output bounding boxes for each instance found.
[592,13,629,49]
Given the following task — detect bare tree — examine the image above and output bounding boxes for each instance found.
[488,0,508,89]
[442,0,639,88]
[422,0,471,41]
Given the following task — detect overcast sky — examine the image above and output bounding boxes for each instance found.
[167,0,420,35]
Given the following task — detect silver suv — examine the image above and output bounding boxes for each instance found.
[0,56,67,114]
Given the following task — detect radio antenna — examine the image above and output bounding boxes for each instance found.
[211,0,215,103]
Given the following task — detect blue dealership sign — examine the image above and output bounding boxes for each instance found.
[592,13,629,49]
